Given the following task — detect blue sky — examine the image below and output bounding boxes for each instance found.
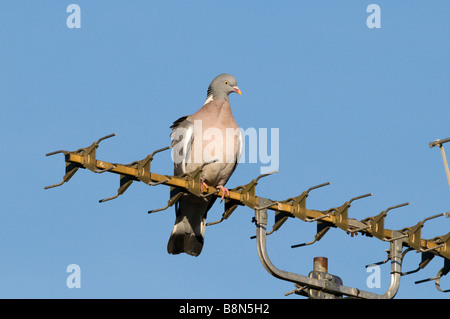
[1,1,449,299]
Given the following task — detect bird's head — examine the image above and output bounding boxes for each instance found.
[206,73,241,100]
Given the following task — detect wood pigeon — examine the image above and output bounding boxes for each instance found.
[168,73,242,256]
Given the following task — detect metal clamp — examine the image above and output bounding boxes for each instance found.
[279,182,330,222]
[331,193,372,231]
[179,159,218,197]
[44,133,116,189]
[208,171,278,228]
[360,202,409,240]
[399,212,449,251]
[98,146,170,203]
[228,170,278,210]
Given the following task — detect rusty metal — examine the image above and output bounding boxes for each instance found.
[308,257,343,299]
[313,257,328,272]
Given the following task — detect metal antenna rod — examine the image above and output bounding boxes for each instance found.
[439,146,450,191]
[45,133,450,295]
[430,138,450,192]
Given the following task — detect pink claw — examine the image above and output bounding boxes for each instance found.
[216,185,230,201]
[200,181,209,193]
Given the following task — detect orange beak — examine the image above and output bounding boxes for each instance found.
[233,86,242,95]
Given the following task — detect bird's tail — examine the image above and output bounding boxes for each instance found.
[167,190,209,257]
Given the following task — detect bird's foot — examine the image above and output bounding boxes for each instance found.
[216,185,230,202]
[200,181,209,193]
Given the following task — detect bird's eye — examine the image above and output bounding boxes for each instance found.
[224,80,228,85]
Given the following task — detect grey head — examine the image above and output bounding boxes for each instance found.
[206,73,241,101]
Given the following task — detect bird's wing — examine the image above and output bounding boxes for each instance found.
[170,115,194,176]
[169,115,213,257]
[231,127,243,176]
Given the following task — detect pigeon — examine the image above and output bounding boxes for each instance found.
[167,73,242,256]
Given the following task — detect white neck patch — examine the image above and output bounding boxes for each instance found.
[203,95,214,105]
